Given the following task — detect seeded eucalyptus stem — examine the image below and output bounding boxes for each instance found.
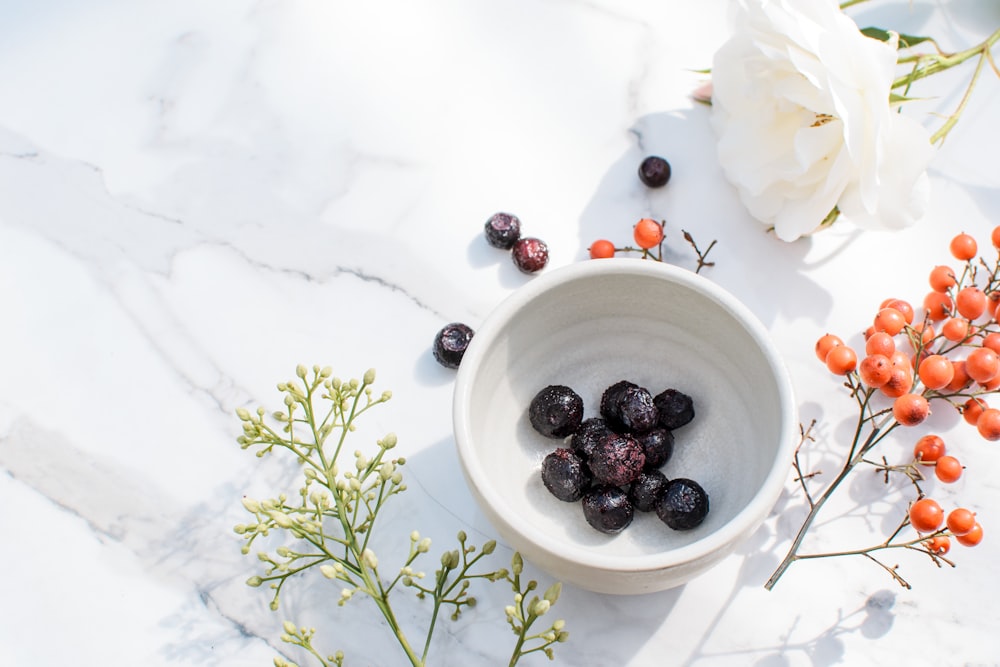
[235,366,567,666]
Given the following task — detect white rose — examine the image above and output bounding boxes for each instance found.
[710,0,935,241]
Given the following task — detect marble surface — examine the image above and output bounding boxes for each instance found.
[1,1,999,665]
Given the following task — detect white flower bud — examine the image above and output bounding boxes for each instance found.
[242,497,261,513]
[363,368,376,385]
[532,599,550,616]
[362,548,378,570]
[283,620,297,635]
[320,565,338,579]
[236,407,251,420]
[417,537,432,553]
[268,510,294,529]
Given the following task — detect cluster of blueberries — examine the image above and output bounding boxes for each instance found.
[483,212,550,274]
[529,381,709,534]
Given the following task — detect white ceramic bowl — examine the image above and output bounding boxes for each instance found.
[453,259,797,595]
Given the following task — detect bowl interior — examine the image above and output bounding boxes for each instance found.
[455,260,792,571]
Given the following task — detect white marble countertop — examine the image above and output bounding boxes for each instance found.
[2,1,999,665]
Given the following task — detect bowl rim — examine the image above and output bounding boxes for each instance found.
[453,258,797,573]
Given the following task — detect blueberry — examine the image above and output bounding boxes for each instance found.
[511,237,549,274]
[587,431,645,487]
[655,478,709,530]
[540,448,591,502]
[654,389,695,430]
[432,322,474,369]
[636,427,674,470]
[582,486,634,534]
[627,469,669,512]
[528,385,584,438]
[484,212,522,250]
[638,156,672,188]
[570,417,611,460]
[600,380,658,434]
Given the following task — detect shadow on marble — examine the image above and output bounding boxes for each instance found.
[575,109,845,330]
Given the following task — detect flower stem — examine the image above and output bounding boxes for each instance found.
[892,27,1000,90]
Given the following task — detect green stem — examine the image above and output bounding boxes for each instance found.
[892,27,1000,89]
[929,47,987,144]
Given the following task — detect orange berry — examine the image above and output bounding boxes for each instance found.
[589,239,616,259]
[918,354,954,390]
[913,434,946,464]
[893,393,929,426]
[993,225,1000,249]
[950,232,978,261]
[865,331,895,357]
[923,291,953,321]
[977,407,1000,441]
[929,266,957,292]
[995,300,1000,322]
[925,535,951,554]
[983,332,1000,353]
[981,372,1000,392]
[815,333,844,363]
[889,350,912,369]
[956,287,988,320]
[966,347,1000,383]
[946,360,971,392]
[881,367,913,398]
[881,298,915,324]
[942,317,970,342]
[873,308,907,336]
[963,397,988,425]
[826,345,858,375]
[956,523,984,547]
[859,354,892,388]
[946,508,977,536]
[633,218,664,249]
[909,498,944,533]
[935,455,963,483]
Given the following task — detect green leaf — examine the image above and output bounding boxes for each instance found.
[860,26,936,50]
[861,26,891,42]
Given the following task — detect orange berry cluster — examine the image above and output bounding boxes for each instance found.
[814,229,1000,553]
[909,498,983,555]
[589,218,665,259]
[816,229,1000,436]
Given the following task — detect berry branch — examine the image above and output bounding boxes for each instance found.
[234,366,568,666]
[766,230,997,590]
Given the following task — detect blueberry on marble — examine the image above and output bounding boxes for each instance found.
[432,322,474,369]
[528,385,584,438]
[484,212,522,249]
[511,237,549,274]
[638,155,672,188]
